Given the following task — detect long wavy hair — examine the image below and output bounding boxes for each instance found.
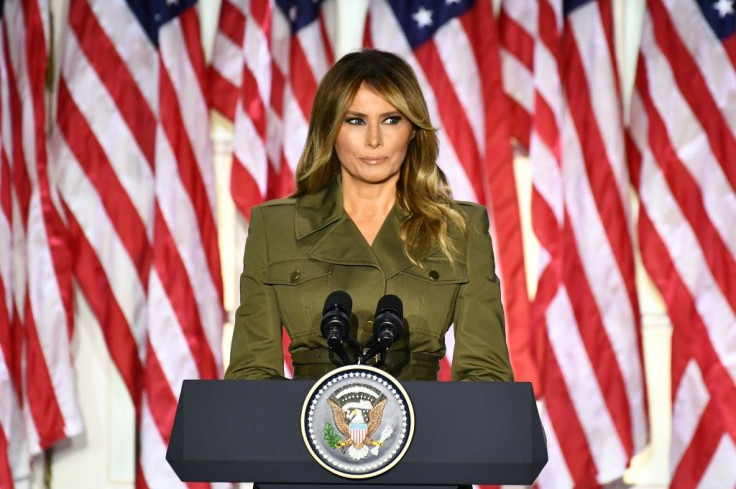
[292,49,467,264]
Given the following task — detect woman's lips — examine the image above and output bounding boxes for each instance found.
[360,157,387,164]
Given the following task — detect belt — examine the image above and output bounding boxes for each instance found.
[290,349,440,381]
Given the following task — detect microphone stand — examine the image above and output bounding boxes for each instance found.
[358,336,391,366]
[325,330,362,366]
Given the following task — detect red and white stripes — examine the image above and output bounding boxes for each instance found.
[53,0,151,415]
[210,0,335,219]
[1,9,29,485]
[499,0,536,150]
[52,1,224,487]
[628,0,736,486]
[529,0,648,486]
[1,2,82,484]
[140,7,225,488]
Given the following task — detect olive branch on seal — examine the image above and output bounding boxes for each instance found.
[324,423,342,448]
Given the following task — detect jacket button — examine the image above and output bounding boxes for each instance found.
[290,269,300,283]
[363,320,374,333]
[429,270,440,281]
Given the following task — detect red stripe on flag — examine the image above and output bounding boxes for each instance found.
[537,0,558,54]
[250,0,271,28]
[23,306,66,447]
[270,59,285,117]
[179,10,208,101]
[318,11,334,66]
[270,148,295,200]
[596,0,621,97]
[504,97,532,149]
[288,40,319,123]
[724,35,736,69]
[23,0,47,172]
[282,327,293,377]
[142,342,178,447]
[216,0,246,46]
[209,70,240,121]
[135,464,148,489]
[533,94,558,156]
[438,357,451,382]
[0,278,18,400]
[0,148,9,221]
[0,427,12,489]
[230,156,264,220]
[4,42,31,232]
[241,61,267,140]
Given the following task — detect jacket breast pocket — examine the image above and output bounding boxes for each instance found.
[264,259,333,339]
[398,258,468,339]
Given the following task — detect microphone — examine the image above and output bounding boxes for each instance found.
[359,295,403,365]
[321,291,353,365]
[373,294,403,347]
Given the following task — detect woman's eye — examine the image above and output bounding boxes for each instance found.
[384,116,402,125]
[345,117,364,125]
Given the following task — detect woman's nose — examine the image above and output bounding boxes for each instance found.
[366,124,382,148]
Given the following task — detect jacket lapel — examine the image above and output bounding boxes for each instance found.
[296,178,377,266]
[370,205,414,279]
[294,178,343,240]
[295,177,414,277]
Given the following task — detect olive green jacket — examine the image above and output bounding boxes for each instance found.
[225,178,513,382]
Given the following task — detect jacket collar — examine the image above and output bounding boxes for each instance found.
[294,176,344,240]
[296,177,415,278]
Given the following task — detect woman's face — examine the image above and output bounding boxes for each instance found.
[334,84,414,190]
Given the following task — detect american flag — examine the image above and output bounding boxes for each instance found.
[628,0,736,486]
[526,0,648,486]
[1,0,82,484]
[210,0,336,217]
[366,0,535,387]
[51,1,223,488]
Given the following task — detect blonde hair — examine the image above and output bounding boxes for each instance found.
[293,49,467,263]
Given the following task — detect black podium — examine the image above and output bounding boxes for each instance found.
[166,380,547,488]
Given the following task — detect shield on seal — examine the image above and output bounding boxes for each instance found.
[349,422,367,446]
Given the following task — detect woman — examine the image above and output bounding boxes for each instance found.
[225,49,513,382]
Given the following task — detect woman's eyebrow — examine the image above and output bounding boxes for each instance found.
[344,110,403,117]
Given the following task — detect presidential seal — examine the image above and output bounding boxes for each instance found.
[301,365,414,479]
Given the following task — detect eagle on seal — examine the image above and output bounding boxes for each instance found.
[328,396,388,460]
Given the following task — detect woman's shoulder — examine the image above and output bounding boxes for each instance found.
[260,196,298,209]
[248,198,298,237]
[251,196,298,218]
[453,200,485,213]
[452,200,489,226]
